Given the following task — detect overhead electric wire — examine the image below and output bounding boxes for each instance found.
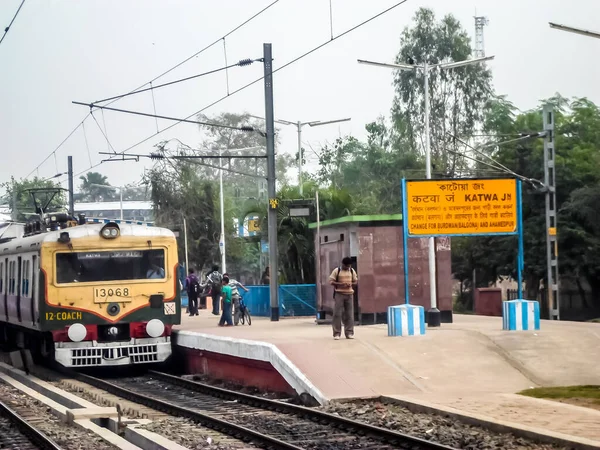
[91,111,117,154]
[0,0,25,46]
[96,0,410,169]
[92,59,259,104]
[24,0,281,179]
[25,115,91,178]
[73,102,260,133]
[446,134,546,188]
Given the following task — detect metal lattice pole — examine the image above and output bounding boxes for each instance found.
[543,105,560,320]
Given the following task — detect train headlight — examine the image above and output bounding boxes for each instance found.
[100,223,120,239]
[67,323,87,342]
[146,319,165,338]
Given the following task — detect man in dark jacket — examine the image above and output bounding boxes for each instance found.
[206,265,222,315]
[185,269,201,316]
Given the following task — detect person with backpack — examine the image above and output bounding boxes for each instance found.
[206,265,223,315]
[223,273,249,325]
[185,268,201,316]
[328,257,358,340]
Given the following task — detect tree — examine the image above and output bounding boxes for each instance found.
[79,172,112,202]
[1,177,65,221]
[452,96,600,315]
[392,7,493,176]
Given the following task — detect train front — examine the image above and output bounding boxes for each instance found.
[40,221,181,367]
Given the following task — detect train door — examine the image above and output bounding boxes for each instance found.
[31,256,37,325]
[4,258,8,321]
[0,260,4,320]
[16,256,22,322]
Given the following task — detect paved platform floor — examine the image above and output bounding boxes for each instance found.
[176,313,600,441]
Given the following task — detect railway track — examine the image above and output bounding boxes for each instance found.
[0,399,62,450]
[72,370,458,450]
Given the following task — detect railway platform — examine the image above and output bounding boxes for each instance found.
[173,313,600,446]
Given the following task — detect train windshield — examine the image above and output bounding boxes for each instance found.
[56,249,165,283]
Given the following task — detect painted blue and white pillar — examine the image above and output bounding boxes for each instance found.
[502,299,540,331]
[387,304,426,336]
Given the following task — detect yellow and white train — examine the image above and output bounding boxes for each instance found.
[0,214,181,367]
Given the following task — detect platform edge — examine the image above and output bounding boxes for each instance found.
[174,330,329,405]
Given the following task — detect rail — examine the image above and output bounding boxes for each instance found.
[0,400,62,450]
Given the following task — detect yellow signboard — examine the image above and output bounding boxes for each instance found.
[248,219,260,232]
[405,178,518,236]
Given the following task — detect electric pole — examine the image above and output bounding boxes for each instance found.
[263,43,279,321]
[68,156,74,216]
[543,105,560,320]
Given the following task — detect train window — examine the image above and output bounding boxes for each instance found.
[23,260,30,297]
[55,249,166,284]
[9,261,15,294]
[0,262,3,293]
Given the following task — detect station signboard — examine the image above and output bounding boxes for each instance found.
[404,178,518,236]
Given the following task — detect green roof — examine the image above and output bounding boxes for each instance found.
[308,214,403,229]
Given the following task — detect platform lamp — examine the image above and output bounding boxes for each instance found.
[357,55,494,327]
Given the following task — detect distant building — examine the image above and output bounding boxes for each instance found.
[74,201,154,222]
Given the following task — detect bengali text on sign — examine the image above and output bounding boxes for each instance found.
[405,178,518,236]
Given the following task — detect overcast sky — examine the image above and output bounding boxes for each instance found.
[1,0,599,194]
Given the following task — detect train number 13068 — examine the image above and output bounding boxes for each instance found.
[94,288,129,297]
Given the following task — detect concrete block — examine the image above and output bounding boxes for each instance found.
[66,406,119,423]
[387,305,425,337]
[502,299,540,331]
[9,351,24,370]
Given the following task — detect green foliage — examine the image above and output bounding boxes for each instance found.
[392,7,493,175]
[451,96,600,308]
[79,172,112,202]
[1,177,65,220]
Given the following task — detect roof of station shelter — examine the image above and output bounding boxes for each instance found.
[308,214,403,229]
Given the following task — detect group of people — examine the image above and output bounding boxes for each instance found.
[184,265,250,326]
[182,258,358,340]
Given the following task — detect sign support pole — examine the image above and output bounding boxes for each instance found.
[263,43,279,321]
[516,179,524,299]
[401,179,410,304]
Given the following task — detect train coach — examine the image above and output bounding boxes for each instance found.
[0,214,181,367]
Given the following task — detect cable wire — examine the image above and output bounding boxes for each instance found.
[98,0,410,166]
[74,102,259,133]
[24,0,281,179]
[93,59,257,104]
[25,115,90,178]
[0,0,25,46]
[91,111,117,154]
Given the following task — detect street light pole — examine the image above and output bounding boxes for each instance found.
[297,121,303,194]
[250,115,350,195]
[219,147,226,273]
[357,55,494,327]
[549,22,600,39]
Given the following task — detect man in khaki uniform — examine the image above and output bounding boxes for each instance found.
[329,257,358,340]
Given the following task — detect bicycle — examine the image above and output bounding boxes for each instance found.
[236,294,252,326]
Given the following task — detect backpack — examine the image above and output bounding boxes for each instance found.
[187,275,200,295]
[208,271,222,294]
[332,266,356,299]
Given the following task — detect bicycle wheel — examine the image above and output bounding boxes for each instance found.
[239,308,245,325]
[245,309,252,326]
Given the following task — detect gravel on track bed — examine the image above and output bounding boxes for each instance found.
[0,380,118,450]
[322,400,567,450]
[114,376,434,450]
[48,377,254,449]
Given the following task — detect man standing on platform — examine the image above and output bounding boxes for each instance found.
[218,276,233,327]
[329,257,358,340]
[185,269,200,316]
[206,265,223,316]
